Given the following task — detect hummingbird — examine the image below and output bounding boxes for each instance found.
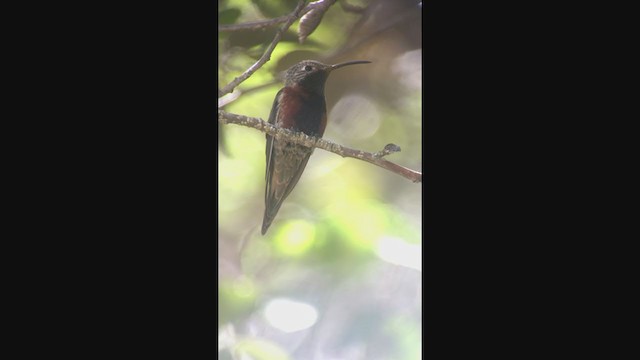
[261,59,371,235]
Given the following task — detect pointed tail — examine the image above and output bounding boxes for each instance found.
[261,198,284,235]
[261,216,272,235]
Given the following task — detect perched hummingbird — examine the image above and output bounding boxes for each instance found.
[261,59,371,235]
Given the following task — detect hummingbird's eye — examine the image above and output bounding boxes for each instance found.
[304,65,313,71]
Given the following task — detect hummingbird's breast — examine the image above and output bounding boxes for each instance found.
[277,85,327,137]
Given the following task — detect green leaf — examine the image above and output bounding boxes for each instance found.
[219,8,242,25]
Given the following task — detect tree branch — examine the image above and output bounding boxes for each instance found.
[218,0,334,32]
[218,0,307,97]
[218,110,422,183]
[218,15,290,32]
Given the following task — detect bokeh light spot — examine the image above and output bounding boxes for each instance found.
[232,276,257,299]
[274,220,316,256]
[264,298,319,333]
[375,236,422,271]
[329,94,381,140]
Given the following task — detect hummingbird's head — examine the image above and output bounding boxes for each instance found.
[284,59,371,94]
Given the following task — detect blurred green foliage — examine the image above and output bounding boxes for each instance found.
[219,0,422,358]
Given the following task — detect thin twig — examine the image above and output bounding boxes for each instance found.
[218,1,329,32]
[329,6,419,59]
[219,15,289,32]
[219,0,307,97]
[218,110,422,183]
[218,91,241,108]
[218,80,280,108]
[373,144,402,158]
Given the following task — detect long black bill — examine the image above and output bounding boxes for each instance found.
[330,60,372,71]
